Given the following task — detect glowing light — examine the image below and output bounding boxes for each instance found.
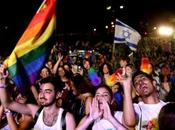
[120,5,124,9]
[111,21,114,25]
[106,6,112,10]
[153,26,157,30]
[158,25,174,36]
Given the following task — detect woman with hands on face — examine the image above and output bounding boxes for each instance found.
[75,85,127,130]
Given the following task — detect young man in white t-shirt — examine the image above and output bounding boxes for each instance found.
[119,70,166,130]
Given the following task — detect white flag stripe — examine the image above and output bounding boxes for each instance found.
[127,42,137,51]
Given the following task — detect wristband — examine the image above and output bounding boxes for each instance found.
[0,84,6,88]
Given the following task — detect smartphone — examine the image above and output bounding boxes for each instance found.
[77,66,81,72]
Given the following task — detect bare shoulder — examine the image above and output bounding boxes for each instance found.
[65,111,76,129]
[65,111,76,123]
[65,111,74,119]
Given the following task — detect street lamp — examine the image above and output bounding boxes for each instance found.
[157,25,174,37]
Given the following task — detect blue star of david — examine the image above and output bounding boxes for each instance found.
[122,30,131,39]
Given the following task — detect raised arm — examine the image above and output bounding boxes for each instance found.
[52,52,63,75]
[75,115,94,130]
[0,105,4,123]
[30,85,40,105]
[119,73,137,127]
[0,65,39,118]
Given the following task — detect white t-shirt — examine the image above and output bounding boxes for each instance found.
[114,101,166,130]
[33,108,64,130]
[92,112,121,130]
[134,100,166,130]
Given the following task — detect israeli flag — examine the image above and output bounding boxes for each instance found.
[114,19,141,51]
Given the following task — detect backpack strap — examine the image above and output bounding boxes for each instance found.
[61,109,67,130]
[34,107,43,123]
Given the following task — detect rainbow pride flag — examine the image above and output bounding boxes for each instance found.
[4,0,56,92]
[88,67,101,87]
[140,57,152,74]
[106,68,123,87]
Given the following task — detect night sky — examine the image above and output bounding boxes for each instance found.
[0,0,175,56]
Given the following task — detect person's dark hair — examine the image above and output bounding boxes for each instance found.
[63,63,73,78]
[99,62,113,75]
[114,82,123,92]
[119,56,129,63]
[72,74,94,95]
[39,76,65,92]
[56,65,72,80]
[42,66,51,75]
[63,62,71,69]
[96,84,113,99]
[12,89,36,104]
[126,63,134,70]
[158,102,175,130]
[83,58,92,67]
[132,71,153,85]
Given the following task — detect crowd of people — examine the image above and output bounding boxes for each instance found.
[0,40,175,130]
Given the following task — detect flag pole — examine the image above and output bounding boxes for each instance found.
[112,42,116,59]
[111,42,117,69]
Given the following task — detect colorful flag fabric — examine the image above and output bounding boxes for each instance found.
[140,57,152,74]
[88,67,101,87]
[4,0,56,92]
[105,68,123,87]
[114,19,141,51]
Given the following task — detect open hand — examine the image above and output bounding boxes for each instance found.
[89,97,103,121]
[0,64,8,84]
[101,97,113,120]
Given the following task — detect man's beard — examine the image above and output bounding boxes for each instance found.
[40,97,56,107]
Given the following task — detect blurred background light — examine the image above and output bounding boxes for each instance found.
[157,25,174,37]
